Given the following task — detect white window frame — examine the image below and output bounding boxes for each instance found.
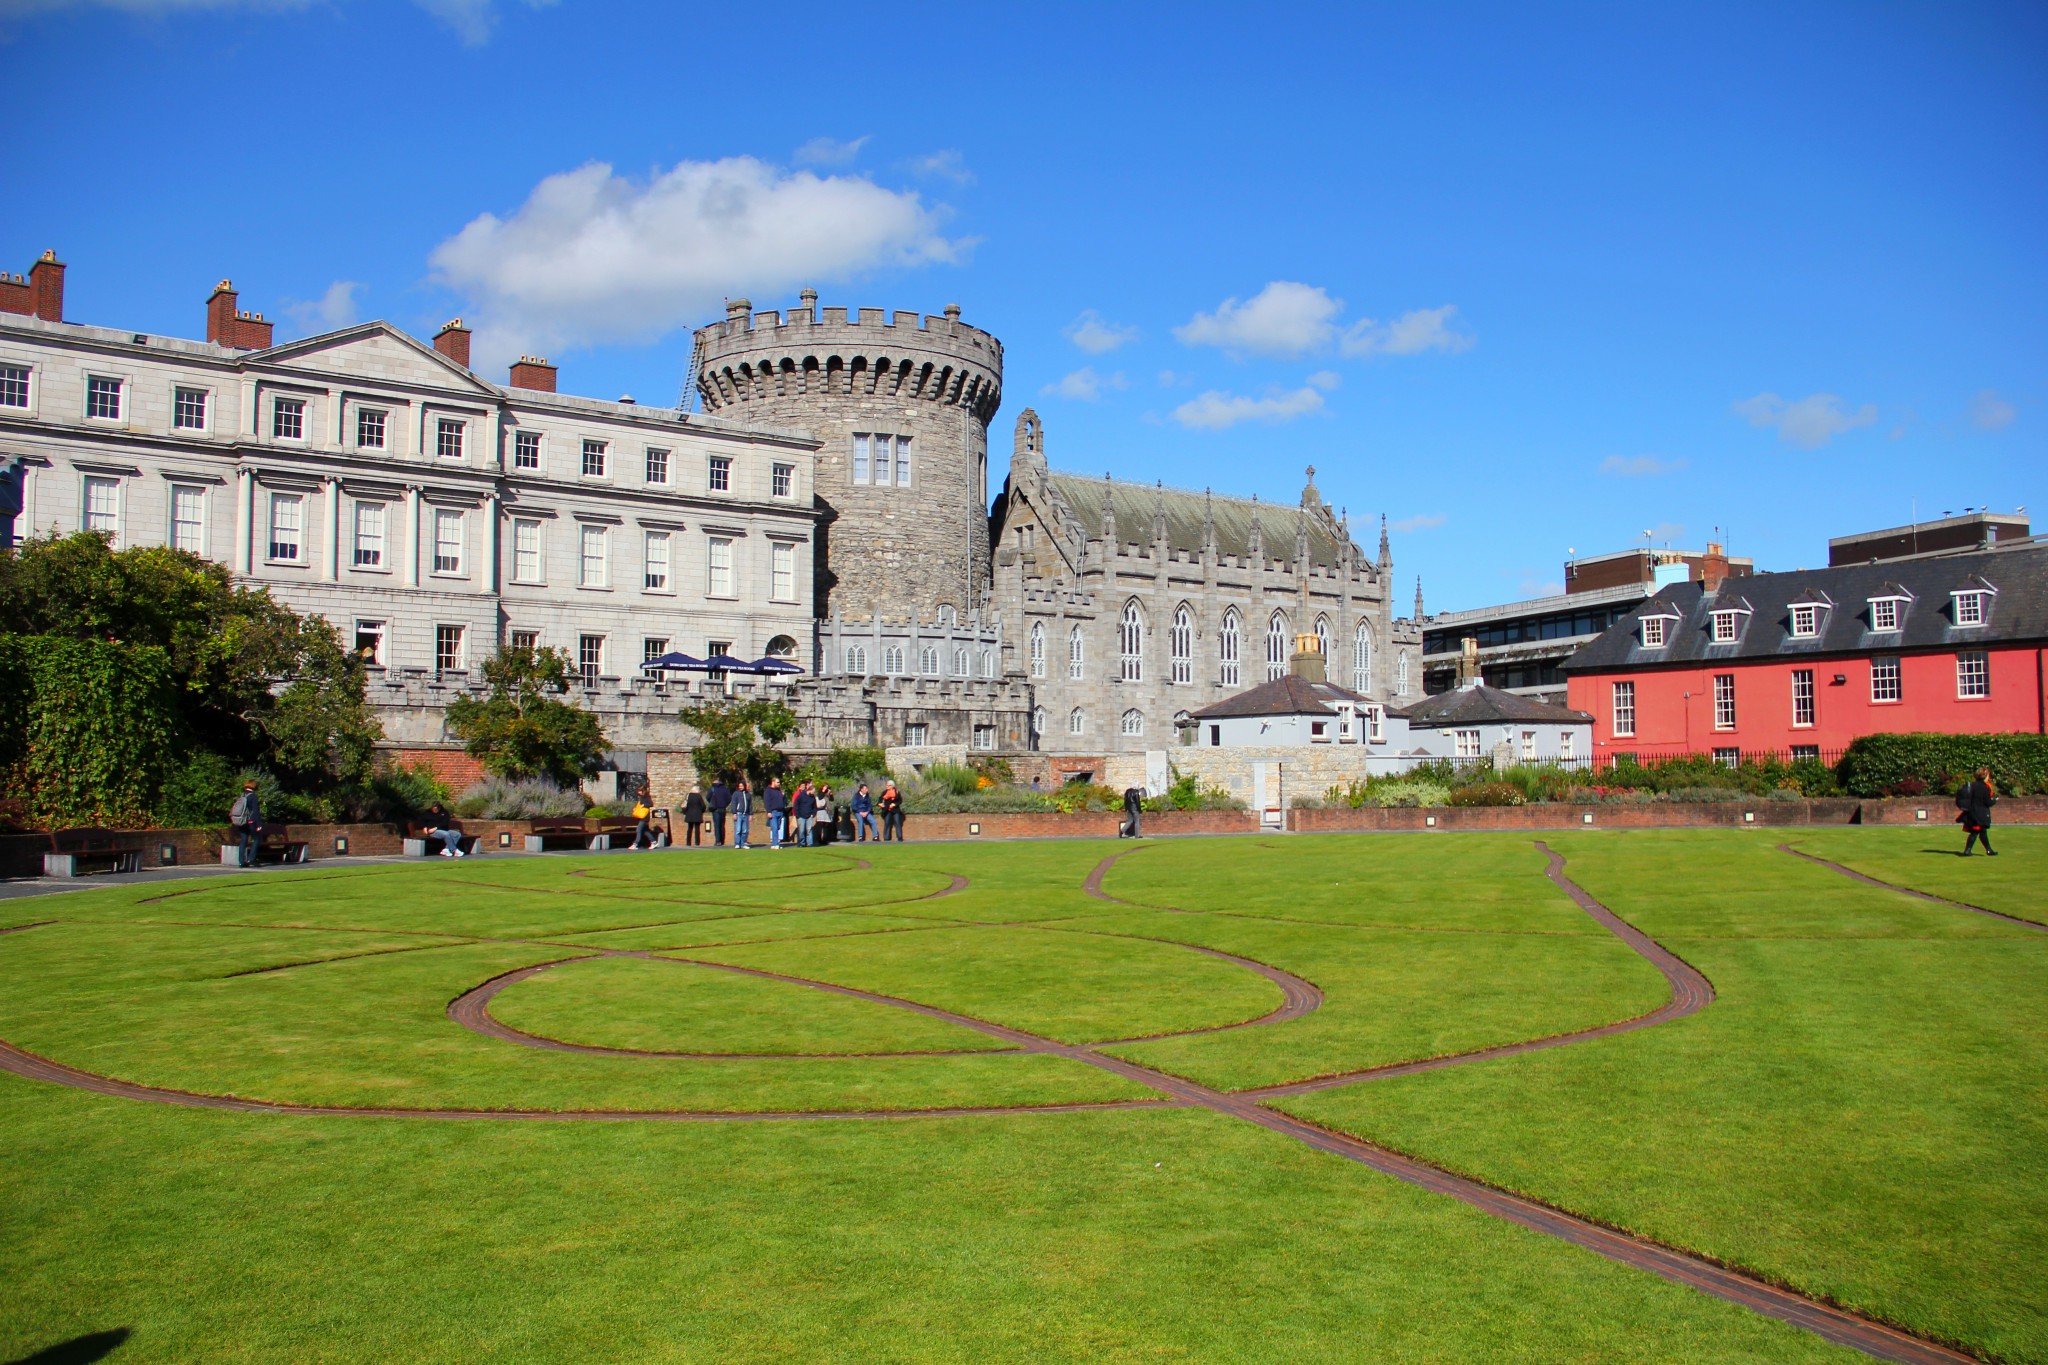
[435,624,465,673]
[169,483,206,554]
[1612,680,1636,737]
[0,363,30,410]
[352,500,385,569]
[644,530,671,593]
[1120,710,1144,737]
[769,540,796,603]
[1712,673,1736,730]
[1029,622,1046,679]
[173,386,209,432]
[1710,610,1744,643]
[904,721,930,747]
[513,431,543,471]
[1952,591,1989,628]
[1641,615,1670,647]
[887,645,907,674]
[1069,707,1086,736]
[577,633,605,686]
[1870,597,1903,632]
[1219,610,1241,687]
[1353,622,1372,693]
[432,508,464,576]
[644,447,670,485]
[272,396,306,442]
[845,645,868,674]
[1558,729,1576,761]
[85,374,123,421]
[707,535,734,597]
[356,406,387,450]
[1871,656,1902,703]
[267,491,304,563]
[707,454,732,492]
[972,724,996,752]
[1791,668,1815,728]
[511,518,543,584]
[354,619,386,667]
[1789,603,1820,638]
[1068,624,1085,681]
[582,440,608,478]
[1119,601,1143,683]
[1454,729,1482,759]
[919,645,937,677]
[579,524,610,589]
[435,418,465,461]
[1956,650,1989,699]
[1266,612,1288,681]
[1367,704,1384,744]
[771,462,794,498]
[1520,730,1537,761]
[1170,605,1193,685]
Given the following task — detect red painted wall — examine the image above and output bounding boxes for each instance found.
[1568,646,2047,758]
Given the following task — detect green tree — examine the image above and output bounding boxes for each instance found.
[445,645,608,785]
[680,697,798,788]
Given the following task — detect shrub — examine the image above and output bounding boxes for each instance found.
[823,746,888,782]
[1660,786,1747,803]
[919,762,985,797]
[453,775,586,820]
[1049,783,1122,814]
[1837,732,2048,798]
[1446,782,1525,807]
[157,750,244,828]
[0,634,177,828]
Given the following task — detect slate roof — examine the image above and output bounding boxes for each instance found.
[1044,472,1359,568]
[1392,683,1593,727]
[1563,544,2048,673]
[1189,672,1373,720]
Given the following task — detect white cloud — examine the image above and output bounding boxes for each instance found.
[1970,389,2016,431]
[1340,305,1474,357]
[1064,309,1138,355]
[1305,370,1341,391]
[1042,367,1127,402]
[1174,281,1341,356]
[1650,521,1687,543]
[0,0,548,42]
[429,156,962,366]
[1171,383,1328,430]
[1599,454,1688,478]
[908,149,974,185]
[794,135,869,167]
[1733,391,1878,449]
[1389,514,1446,534]
[285,280,361,335]
[1157,369,1192,387]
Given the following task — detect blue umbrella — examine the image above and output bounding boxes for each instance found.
[751,656,803,675]
[641,651,707,672]
[701,653,753,673]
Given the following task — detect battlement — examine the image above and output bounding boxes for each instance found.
[696,301,1003,366]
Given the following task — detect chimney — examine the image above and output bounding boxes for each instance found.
[1458,637,1482,689]
[204,279,274,350]
[508,355,557,392]
[1699,541,1730,594]
[432,318,471,368]
[29,251,62,321]
[1289,630,1328,684]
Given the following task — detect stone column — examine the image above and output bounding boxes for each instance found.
[484,493,501,594]
[233,466,254,575]
[404,486,421,588]
[325,476,342,581]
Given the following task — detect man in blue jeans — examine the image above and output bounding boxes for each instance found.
[851,783,878,842]
[763,777,787,849]
[793,781,817,846]
[229,780,263,867]
[731,779,752,849]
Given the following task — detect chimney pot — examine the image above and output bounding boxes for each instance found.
[508,355,558,393]
[205,277,271,349]
[432,318,472,369]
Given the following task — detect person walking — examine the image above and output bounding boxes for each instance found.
[419,801,467,857]
[707,778,730,847]
[731,780,752,850]
[878,780,905,842]
[852,783,878,843]
[764,777,787,850]
[229,779,263,868]
[793,781,817,847]
[630,784,657,850]
[1957,767,1999,856]
[1120,786,1144,840]
[682,785,706,847]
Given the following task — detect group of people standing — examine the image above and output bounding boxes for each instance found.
[677,777,905,850]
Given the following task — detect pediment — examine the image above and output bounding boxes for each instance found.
[248,323,498,397]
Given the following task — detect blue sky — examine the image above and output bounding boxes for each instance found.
[4,0,2042,608]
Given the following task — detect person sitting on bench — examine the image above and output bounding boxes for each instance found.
[420,802,466,858]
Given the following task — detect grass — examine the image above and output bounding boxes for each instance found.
[0,828,2039,1361]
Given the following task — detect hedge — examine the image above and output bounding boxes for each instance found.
[1837,732,2048,798]
[0,633,178,827]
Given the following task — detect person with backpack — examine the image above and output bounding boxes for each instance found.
[1957,767,1999,856]
[706,778,731,847]
[229,780,263,868]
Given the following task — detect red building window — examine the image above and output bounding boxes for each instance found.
[1713,674,1736,730]
[1871,657,1901,703]
[1791,669,1815,728]
[1612,680,1636,737]
[1957,651,1989,699]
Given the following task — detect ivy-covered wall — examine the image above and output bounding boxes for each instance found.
[0,634,177,827]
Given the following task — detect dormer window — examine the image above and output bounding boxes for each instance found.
[1710,609,1747,642]
[1790,604,1820,638]
[1868,590,1910,632]
[1642,617,1668,647]
[1952,588,1993,627]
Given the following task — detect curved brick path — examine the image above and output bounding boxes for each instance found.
[1779,843,2048,932]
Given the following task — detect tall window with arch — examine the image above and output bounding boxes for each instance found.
[1219,609,1241,687]
[1266,612,1288,681]
[845,645,867,674]
[1315,616,1332,663]
[1029,622,1046,678]
[1031,706,1046,736]
[1068,706,1085,735]
[1119,601,1143,682]
[919,645,938,676]
[1354,621,1373,694]
[1120,708,1144,737]
[1170,605,1193,684]
[883,645,904,673]
[1396,651,1411,696]
[1068,624,1085,680]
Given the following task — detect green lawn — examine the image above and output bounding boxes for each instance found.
[1,828,2039,1362]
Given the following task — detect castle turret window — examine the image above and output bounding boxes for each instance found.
[1354,622,1372,693]
[1120,601,1143,682]
[852,433,912,487]
[1219,610,1240,687]
[1029,622,1046,678]
[1170,605,1192,684]
[1266,612,1288,681]
[1068,625,1084,680]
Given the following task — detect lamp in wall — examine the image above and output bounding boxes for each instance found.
[499,831,513,848]
[158,843,176,866]
[1832,674,1847,685]
[334,835,349,855]
[968,822,981,836]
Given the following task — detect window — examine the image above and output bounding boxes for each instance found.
[433,509,463,574]
[1521,731,1537,761]
[1032,706,1046,736]
[894,437,912,487]
[1713,673,1736,730]
[770,541,796,602]
[512,519,543,583]
[853,433,872,484]
[1454,729,1482,759]
[1029,622,1046,678]
[1170,605,1193,684]
[857,433,913,488]
[352,501,385,568]
[354,620,384,667]
[643,638,668,665]
[1871,657,1901,703]
[1116,709,1145,738]
[582,440,607,477]
[644,531,670,591]
[1953,591,1988,627]
[272,397,304,440]
[1612,680,1637,737]
[1713,747,1741,768]
[1315,617,1332,664]
[579,524,608,588]
[888,645,908,674]
[1641,616,1668,647]
[972,725,996,751]
[772,462,793,497]
[435,624,464,673]
[1870,598,1901,632]
[1790,603,1820,638]
[436,419,464,460]
[513,431,542,470]
[980,649,994,678]
[1353,622,1372,693]
[904,722,930,747]
[1068,624,1085,680]
[356,407,386,449]
[170,485,205,553]
[845,645,868,674]
[917,645,936,676]
[1792,669,1815,727]
[1957,651,1989,699]
[1791,745,1820,762]
[953,646,969,676]
[0,364,27,408]
[268,493,303,562]
[174,387,207,430]
[1396,652,1411,696]
[1069,707,1086,735]
[706,641,732,684]
[644,447,669,484]
[707,455,731,491]
[578,634,604,687]
[1710,611,1742,642]
[707,536,734,596]
[1266,612,1288,681]
[1119,601,1143,682]
[86,375,122,420]
[1311,719,1330,743]
[1558,730,1576,762]
[1219,610,1241,687]
[509,630,539,655]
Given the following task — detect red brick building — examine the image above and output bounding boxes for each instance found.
[1563,544,2047,762]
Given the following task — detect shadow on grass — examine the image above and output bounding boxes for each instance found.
[4,1330,131,1364]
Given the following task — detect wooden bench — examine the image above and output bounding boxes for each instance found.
[403,822,479,857]
[591,815,643,850]
[218,825,310,866]
[44,827,146,878]
[524,818,598,853]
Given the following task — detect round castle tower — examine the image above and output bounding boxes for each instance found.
[693,295,1003,622]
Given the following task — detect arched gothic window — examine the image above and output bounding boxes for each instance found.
[1029,622,1046,679]
[1068,624,1084,680]
[1266,612,1288,681]
[1120,708,1144,736]
[1219,609,1241,687]
[1315,616,1332,664]
[1170,604,1193,685]
[1119,601,1143,682]
[1068,706,1085,735]
[919,645,938,676]
[1032,705,1046,735]
[953,646,969,676]
[978,649,993,678]
[845,645,867,674]
[1396,651,1411,696]
[1354,621,1373,694]
[882,645,903,673]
